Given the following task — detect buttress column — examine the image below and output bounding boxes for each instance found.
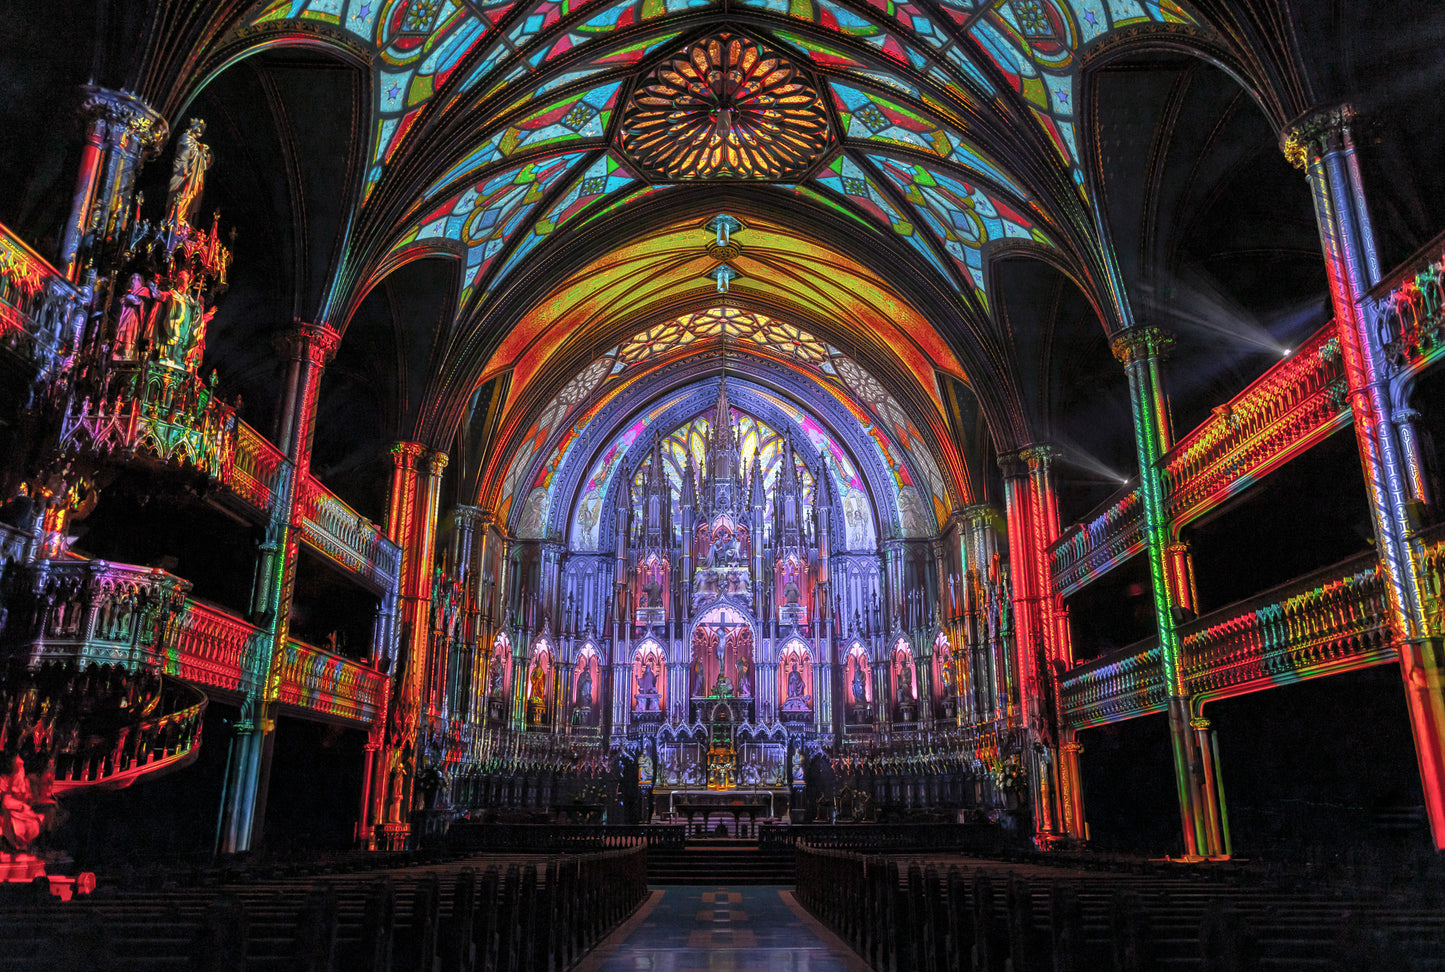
[1285,104,1445,847]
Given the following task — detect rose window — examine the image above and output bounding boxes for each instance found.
[619,33,833,181]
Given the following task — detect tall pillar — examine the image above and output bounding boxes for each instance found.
[1285,104,1445,847]
[368,442,424,838]
[218,322,339,854]
[59,86,167,281]
[1112,326,1227,858]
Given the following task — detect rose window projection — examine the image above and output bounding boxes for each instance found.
[618,33,833,181]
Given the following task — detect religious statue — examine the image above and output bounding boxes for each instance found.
[786,660,806,701]
[113,273,153,359]
[851,661,866,703]
[791,748,805,785]
[528,663,546,704]
[692,654,708,696]
[167,118,213,227]
[155,269,214,371]
[0,754,42,852]
[638,751,654,785]
[576,664,593,706]
[488,653,506,698]
[734,652,751,697]
[940,654,955,697]
[636,661,658,698]
[784,578,800,605]
[641,577,663,607]
[897,658,915,700]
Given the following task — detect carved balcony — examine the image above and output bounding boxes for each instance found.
[0,227,81,368]
[1370,228,1445,371]
[297,476,402,592]
[1059,546,1402,729]
[1049,321,1347,597]
[221,420,287,513]
[1048,488,1145,597]
[169,598,264,697]
[3,558,192,672]
[275,636,387,726]
[1159,323,1349,527]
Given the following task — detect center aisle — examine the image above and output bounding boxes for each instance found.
[575,884,871,972]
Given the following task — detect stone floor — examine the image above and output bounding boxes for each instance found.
[576,885,871,972]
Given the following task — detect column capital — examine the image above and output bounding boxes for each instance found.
[1110,325,1174,366]
[78,85,168,157]
[391,441,427,469]
[1189,716,1212,731]
[1281,103,1356,170]
[996,450,1028,480]
[1018,444,1060,472]
[426,450,450,476]
[274,321,341,366]
[454,504,493,528]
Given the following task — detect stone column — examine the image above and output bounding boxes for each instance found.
[219,323,338,854]
[60,86,167,281]
[1285,104,1445,847]
[1112,326,1226,859]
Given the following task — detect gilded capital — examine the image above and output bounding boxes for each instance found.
[426,450,450,476]
[1281,103,1355,170]
[996,451,1029,480]
[390,441,426,469]
[1019,444,1060,472]
[1110,325,1173,366]
[79,85,168,157]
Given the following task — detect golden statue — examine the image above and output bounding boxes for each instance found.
[167,119,213,228]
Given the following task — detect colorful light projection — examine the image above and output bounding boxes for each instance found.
[400,151,586,306]
[868,154,1046,308]
[618,33,833,181]
[495,304,953,537]
[632,639,666,714]
[779,639,813,713]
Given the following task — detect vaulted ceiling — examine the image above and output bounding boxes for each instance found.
[6,0,1445,524]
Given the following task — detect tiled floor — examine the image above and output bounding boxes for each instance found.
[576,885,872,972]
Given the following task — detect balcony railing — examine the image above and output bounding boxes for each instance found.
[1160,324,1349,524]
[0,227,78,365]
[52,680,207,792]
[298,477,402,592]
[1050,322,1347,597]
[224,420,287,513]
[6,558,192,671]
[1048,488,1145,597]
[169,598,263,696]
[275,637,388,726]
[1058,543,1407,728]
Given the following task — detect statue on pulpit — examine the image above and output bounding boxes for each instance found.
[155,269,214,371]
[167,118,213,228]
[114,273,154,360]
